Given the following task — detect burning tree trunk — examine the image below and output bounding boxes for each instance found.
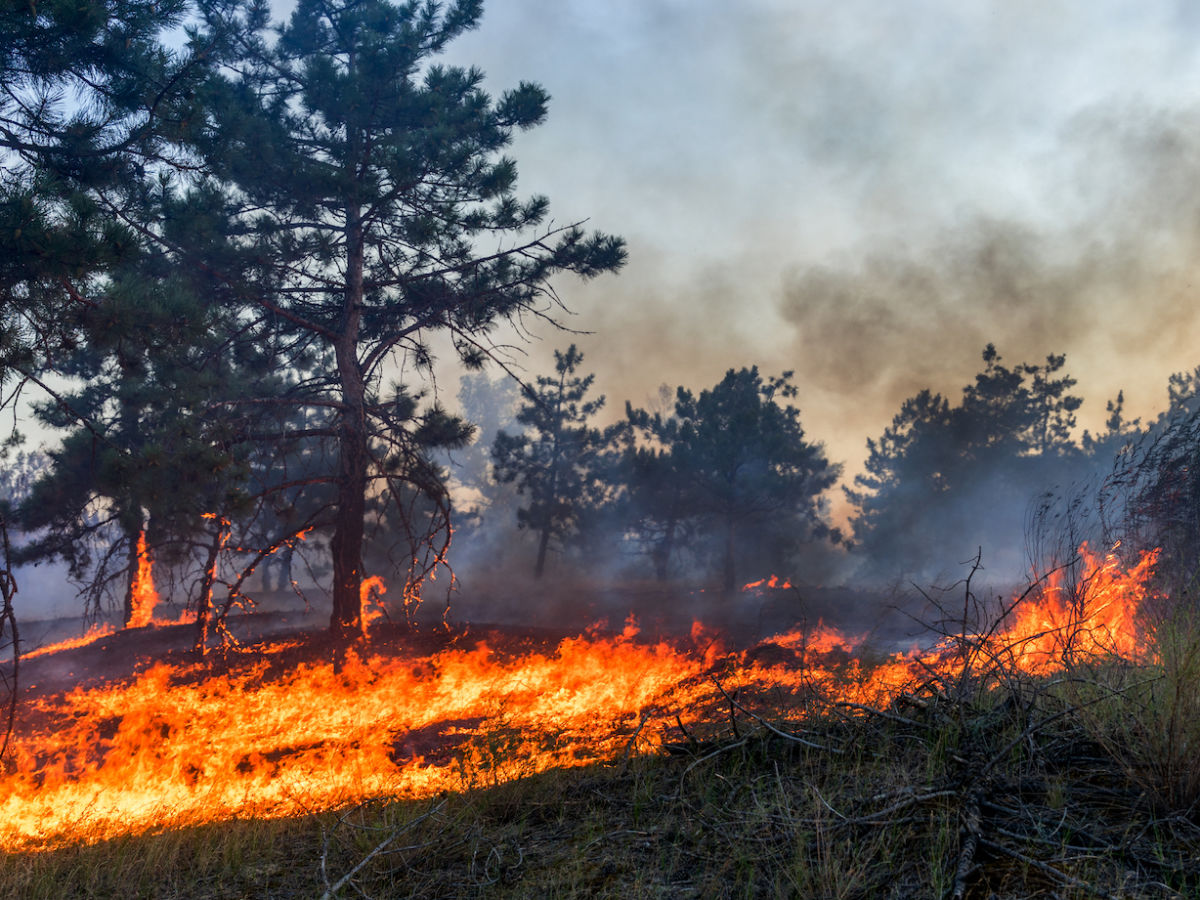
[194,517,229,655]
[0,513,18,761]
[123,529,160,629]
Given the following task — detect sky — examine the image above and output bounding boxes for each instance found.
[433,1,1200,518]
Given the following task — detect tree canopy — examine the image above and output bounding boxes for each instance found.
[2,0,625,644]
[626,367,841,592]
[491,345,616,578]
[847,345,1084,579]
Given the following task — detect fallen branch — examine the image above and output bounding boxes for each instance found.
[712,679,844,755]
[319,798,447,899]
[951,789,982,900]
[978,836,1124,900]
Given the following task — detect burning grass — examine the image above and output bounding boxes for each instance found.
[1,544,1199,897]
[3,670,1198,899]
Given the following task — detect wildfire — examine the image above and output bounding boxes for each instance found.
[1000,542,1157,671]
[0,544,1159,852]
[742,574,793,591]
[125,531,159,629]
[23,624,115,661]
[360,575,388,636]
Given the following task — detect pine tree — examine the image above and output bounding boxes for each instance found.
[164,0,626,636]
[0,0,238,386]
[627,368,841,593]
[846,345,1084,579]
[15,251,273,626]
[492,346,614,577]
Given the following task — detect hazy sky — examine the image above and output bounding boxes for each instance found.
[436,1,1200,512]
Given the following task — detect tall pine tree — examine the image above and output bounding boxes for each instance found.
[492,345,614,577]
[164,0,626,636]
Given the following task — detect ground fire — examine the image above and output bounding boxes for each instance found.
[0,543,1159,852]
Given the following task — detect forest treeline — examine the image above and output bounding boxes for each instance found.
[1,0,1199,651]
[437,343,1200,592]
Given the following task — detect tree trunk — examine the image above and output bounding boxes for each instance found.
[193,522,224,655]
[722,516,737,596]
[330,419,367,639]
[534,526,551,578]
[329,204,367,643]
[121,526,140,627]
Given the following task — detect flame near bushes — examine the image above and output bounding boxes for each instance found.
[0,543,1172,853]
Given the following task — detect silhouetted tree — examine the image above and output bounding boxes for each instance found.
[14,258,274,626]
[1088,365,1200,589]
[0,0,254,634]
[627,367,841,593]
[619,425,693,581]
[492,346,615,577]
[847,345,1084,580]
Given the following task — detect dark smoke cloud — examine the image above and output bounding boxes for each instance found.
[780,105,1200,458]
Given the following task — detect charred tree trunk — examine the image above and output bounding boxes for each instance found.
[722,515,737,596]
[193,521,225,655]
[329,204,367,642]
[121,522,141,627]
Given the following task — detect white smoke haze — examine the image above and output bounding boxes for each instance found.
[438,2,1200,488]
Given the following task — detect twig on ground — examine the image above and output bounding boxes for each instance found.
[319,798,447,899]
[978,836,1124,900]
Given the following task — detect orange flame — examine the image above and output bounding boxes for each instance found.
[23,625,115,661]
[742,574,793,591]
[0,543,1159,851]
[998,542,1155,671]
[360,575,387,636]
[125,531,159,629]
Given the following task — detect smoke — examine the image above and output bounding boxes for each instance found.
[779,103,1200,458]
[429,3,1200,494]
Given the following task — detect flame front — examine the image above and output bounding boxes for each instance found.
[0,544,1158,851]
[2,627,700,850]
